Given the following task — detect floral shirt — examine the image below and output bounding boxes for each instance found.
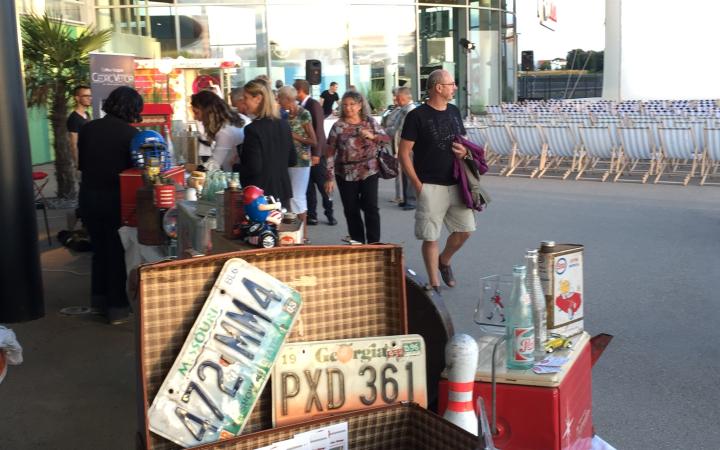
[326,117,390,181]
[287,106,312,168]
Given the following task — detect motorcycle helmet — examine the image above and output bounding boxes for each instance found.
[242,186,271,223]
[242,185,265,205]
[130,130,172,171]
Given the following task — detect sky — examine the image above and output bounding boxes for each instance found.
[515,0,605,62]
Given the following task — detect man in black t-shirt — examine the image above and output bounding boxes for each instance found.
[319,81,339,118]
[67,85,93,168]
[399,69,474,293]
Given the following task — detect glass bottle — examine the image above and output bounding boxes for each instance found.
[224,178,243,239]
[505,265,535,370]
[525,249,548,360]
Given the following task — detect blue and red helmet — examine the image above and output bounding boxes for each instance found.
[130,130,172,171]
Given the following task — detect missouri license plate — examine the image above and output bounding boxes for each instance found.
[272,335,427,427]
[148,258,302,448]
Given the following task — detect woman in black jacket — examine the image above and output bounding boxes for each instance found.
[240,79,296,207]
[78,86,142,325]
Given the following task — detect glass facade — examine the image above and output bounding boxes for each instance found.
[92,0,515,114]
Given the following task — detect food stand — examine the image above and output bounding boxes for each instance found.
[116,132,603,448]
[134,58,240,123]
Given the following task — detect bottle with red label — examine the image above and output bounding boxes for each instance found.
[505,264,536,370]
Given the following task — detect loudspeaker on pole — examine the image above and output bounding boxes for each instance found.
[305,59,322,85]
[521,50,534,71]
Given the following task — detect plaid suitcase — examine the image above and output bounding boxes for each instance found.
[137,245,412,449]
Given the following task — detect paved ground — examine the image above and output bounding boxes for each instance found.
[1,168,719,449]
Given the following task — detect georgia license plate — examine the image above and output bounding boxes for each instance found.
[272,335,427,427]
[148,258,302,448]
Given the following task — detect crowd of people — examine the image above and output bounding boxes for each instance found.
[72,68,477,323]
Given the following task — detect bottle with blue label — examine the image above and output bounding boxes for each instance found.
[506,265,535,370]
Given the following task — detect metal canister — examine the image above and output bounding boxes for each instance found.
[537,241,584,337]
[154,184,176,209]
[137,185,166,245]
[224,181,244,239]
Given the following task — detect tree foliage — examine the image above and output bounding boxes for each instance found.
[565,49,604,73]
[20,13,112,200]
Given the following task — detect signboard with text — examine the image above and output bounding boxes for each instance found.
[89,53,135,118]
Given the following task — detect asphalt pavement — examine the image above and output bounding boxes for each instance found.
[1,170,719,449]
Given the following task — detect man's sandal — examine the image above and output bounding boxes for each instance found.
[423,283,442,295]
[438,258,456,288]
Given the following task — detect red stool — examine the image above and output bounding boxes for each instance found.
[32,171,51,245]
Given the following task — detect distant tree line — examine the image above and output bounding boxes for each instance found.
[565,49,604,73]
[534,49,604,73]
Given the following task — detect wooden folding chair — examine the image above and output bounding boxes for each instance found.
[700,127,720,185]
[594,117,623,148]
[32,171,51,245]
[615,127,658,183]
[539,125,582,179]
[655,127,700,185]
[508,124,547,178]
[484,124,516,175]
[465,126,487,150]
[577,126,619,182]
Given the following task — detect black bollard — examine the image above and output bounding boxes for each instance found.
[0,4,44,322]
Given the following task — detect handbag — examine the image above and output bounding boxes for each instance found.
[376,144,399,179]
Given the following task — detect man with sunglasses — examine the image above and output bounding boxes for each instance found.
[399,69,474,294]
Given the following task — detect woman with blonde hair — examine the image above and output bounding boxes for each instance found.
[325,91,389,244]
[240,79,296,207]
[190,90,245,172]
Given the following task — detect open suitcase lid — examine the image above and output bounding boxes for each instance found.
[136,245,408,450]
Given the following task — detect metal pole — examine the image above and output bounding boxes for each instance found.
[0,3,45,322]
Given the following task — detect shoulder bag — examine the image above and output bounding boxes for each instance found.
[376,143,399,179]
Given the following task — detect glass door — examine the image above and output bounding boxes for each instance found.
[418,6,458,107]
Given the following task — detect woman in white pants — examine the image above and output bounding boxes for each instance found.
[277,86,317,239]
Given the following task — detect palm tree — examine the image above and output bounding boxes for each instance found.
[20,13,112,200]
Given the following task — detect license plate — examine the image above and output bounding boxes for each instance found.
[148,258,302,448]
[272,335,427,427]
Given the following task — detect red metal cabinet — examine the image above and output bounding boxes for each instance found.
[439,332,593,450]
[120,166,185,226]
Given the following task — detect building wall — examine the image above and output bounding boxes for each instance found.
[28,106,52,164]
[95,1,517,114]
[604,0,720,100]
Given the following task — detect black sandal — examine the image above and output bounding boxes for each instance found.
[438,258,456,288]
[423,283,442,295]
